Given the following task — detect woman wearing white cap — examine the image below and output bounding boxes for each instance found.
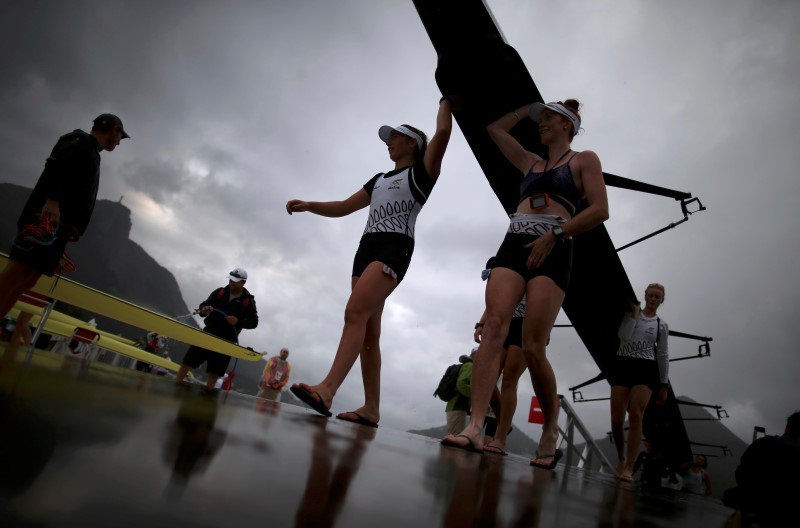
[442,99,608,469]
[286,98,453,425]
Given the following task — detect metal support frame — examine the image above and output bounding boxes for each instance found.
[616,197,707,253]
[669,331,712,362]
[689,440,732,457]
[675,398,729,419]
[669,341,711,362]
[571,391,610,404]
[18,291,56,366]
[555,395,615,473]
[569,377,608,404]
[569,373,609,403]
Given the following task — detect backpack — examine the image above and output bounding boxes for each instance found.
[433,363,463,402]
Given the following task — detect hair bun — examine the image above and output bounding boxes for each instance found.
[563,99,580,113]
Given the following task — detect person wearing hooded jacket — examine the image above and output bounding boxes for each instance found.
[176,267,258,390]
[0,113,129,320]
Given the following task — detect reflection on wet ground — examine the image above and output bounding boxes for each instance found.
[0,346,735,527]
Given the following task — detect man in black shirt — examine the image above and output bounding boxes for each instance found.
[176,268,258,390]
[0,113,129,319]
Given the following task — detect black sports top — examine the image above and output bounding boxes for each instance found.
[519,154,581,216]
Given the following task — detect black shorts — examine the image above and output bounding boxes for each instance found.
[609,356,661,389]
[490,232,572,292]
[352,233,415,284]
[503,317,523,349]
[181,345,232,376]
[8,237,69,276]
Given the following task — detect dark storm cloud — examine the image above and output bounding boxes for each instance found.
[119,144,246,204]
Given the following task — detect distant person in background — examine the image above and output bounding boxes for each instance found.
[681,454,712,496]
[440,348,503,441]
[136,331,165,373]
[609,283,669,482]
[444,350,474,436]
[723,411,800,527]
[0,114,129,321]
[257,347,292,401]
[146,331,164,353]
[175,267,258,391]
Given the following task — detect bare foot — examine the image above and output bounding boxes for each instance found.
[483,441,508,456]
[619,465,634,482]
[442,426,484,452]
[615,459,626,479]
[337,405,378,423]
[290,382,334,416]
[298,383,333,407]
[530,448,563,469]
[533,429,559,465]
[336,406,380,427]
[441,433,483,453]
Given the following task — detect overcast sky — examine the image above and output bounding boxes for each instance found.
[1,0,798,444]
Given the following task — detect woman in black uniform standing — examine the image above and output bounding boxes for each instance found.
[443,99,608,470]
[286,98,453,427]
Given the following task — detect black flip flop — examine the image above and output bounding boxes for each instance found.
[530,448,563,470]
[337,411,379,428]
[441,434,483,454]
[483,443,508,456]
[290,385,332,417]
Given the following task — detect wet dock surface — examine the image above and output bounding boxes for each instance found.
[1,346,735,527]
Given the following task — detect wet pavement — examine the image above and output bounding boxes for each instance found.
[1,346,735,527]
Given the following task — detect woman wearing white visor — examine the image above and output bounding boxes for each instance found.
[442,100,608,469]
[286,98,453,426]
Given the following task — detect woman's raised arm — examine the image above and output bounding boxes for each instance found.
[423,98,453,180]
[486,104,541,173]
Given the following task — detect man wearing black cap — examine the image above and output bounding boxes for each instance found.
[0,114,130,321]
[175,267,259,391]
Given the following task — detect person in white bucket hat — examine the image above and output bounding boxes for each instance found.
[442,98,608,470]
[285,97,453,426]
